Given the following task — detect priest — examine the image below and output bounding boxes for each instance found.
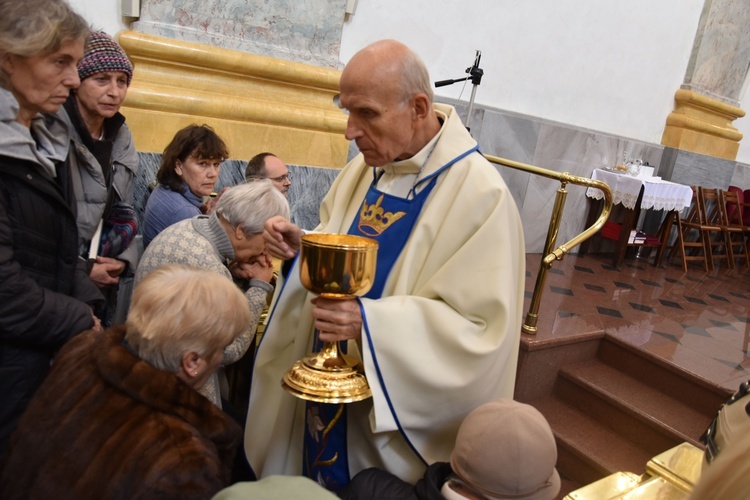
[245,39,525,492]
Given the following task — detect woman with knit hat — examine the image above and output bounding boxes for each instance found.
[60,30,139,326]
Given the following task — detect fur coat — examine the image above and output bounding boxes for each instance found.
[0,326,241,500]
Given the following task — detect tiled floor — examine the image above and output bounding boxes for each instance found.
[523,251,750,392]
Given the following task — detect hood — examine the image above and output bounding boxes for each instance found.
[0,87,71,176]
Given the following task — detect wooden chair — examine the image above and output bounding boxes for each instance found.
[720,189,750,268]
[700,187,734,270]
[668,186,711,272]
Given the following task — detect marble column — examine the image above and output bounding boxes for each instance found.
[661,0,750,165]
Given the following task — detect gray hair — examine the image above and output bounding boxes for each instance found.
[398,47,434,106]
[215,180,290,236]
[125,264,250,373]
[0,0,89,88]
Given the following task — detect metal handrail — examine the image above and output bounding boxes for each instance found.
[484,154,613,335]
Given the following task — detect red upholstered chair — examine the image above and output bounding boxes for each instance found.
[726,186,744,224]
[719,189,750,268]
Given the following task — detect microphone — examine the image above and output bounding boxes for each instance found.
[433,50,483,88]
[435,78,466,88]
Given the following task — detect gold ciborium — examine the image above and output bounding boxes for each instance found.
[282,233,378,403]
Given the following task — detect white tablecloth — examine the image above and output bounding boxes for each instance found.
[586,169,693,211]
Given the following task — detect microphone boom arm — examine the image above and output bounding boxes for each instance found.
[433,50,483,131]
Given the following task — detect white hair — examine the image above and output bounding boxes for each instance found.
[399,47,434,105]
[215,180,290,235]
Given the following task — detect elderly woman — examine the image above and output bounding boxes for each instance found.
[136,180,289,408]
[0,0,103,454]
[60,31,139,325]
[0,265,251,499]
[142,123,228,247]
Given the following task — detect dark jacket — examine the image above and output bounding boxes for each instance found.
[343,462,453,500]
[0,88,102,455]
[0,326,242,499]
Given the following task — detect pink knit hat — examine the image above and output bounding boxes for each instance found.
[450,399,560,500]
[77,31,133,86]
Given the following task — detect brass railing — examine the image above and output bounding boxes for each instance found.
[484,155,613,335]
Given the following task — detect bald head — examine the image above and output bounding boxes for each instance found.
[344,40,434,106]
[339,40,440,166]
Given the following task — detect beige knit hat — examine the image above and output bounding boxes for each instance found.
[450,399,560,500]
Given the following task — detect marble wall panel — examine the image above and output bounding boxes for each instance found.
[521,125,593,252]
[660,148,736,189]
[131,102,738,255]
[132,153,338,232]
[286,166,340,229]
[731,162,750,189]
[134,0,347,68]
[475,108,540,211]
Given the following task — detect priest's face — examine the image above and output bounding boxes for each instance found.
[338,63,417,167]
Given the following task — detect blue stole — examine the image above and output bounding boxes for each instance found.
[302,146,477,491]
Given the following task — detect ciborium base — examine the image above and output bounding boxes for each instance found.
[282,349,372,403]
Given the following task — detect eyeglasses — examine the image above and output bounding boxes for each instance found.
[269,174,292,183]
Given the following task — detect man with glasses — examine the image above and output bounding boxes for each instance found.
[245,152,292,197]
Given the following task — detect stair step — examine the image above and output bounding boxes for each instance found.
[518,333,734,488]
[598,336,731,415]
[531,396,652,485]
[558,359,711,449]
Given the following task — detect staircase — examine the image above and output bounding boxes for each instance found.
[516,333,732,488]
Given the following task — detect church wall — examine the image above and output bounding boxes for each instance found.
[70,0,707,153]
[62,0,750,252]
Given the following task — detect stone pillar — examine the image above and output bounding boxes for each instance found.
[661,0,750,164]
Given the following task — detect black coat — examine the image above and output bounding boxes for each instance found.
[0,153,102,454]
[343,462,453,500]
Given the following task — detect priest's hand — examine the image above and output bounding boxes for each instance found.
[263,216,302,260]
[311,297,362,342]
[229,251,275,283]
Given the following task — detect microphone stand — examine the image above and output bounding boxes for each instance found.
[434,50,484,132]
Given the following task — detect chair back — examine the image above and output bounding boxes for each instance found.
[681,186,702,224]
[726,186,744,224]
[699,187,723,226]
[721,189,744,226]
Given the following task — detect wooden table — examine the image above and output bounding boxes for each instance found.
[578,169,693,268]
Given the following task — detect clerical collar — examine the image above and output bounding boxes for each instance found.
[379,109,447,175]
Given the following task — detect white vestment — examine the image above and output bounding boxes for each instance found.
[245,104,525,483]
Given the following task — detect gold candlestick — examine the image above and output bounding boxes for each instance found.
[282,233,378,403]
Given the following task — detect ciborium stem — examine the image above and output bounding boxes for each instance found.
[306,338,347,369]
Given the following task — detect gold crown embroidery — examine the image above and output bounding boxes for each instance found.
[358,194,407,236]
